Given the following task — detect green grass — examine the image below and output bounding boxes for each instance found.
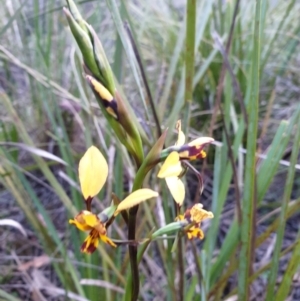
[0,0,300,300]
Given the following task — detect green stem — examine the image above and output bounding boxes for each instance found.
[182,0,196,133]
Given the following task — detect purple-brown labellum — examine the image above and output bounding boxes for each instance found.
[178,145,207,160]
[184,208,192,223]
[81,229,99,253]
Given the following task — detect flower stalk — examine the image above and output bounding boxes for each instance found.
[64,2,214,301]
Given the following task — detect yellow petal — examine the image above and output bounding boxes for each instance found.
[78,146,108,200]
[77,211,107,235]
[188,137,214,147]
[186,227,204,240]
[100,235,117,247]
[189,204,214,223]
[157,152,182,178]
[114,189,158,215]
[81,211,100,228]
[69,210,96,231]
[69,218,92,232]
[165,176,185,206]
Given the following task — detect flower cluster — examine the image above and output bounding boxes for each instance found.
[69,146,158,253]
[65,3,214,301]
[70,132,214,253]
[65,0,214,255]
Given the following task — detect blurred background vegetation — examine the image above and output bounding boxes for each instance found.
[0,0,300,300]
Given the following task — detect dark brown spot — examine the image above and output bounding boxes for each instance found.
[86,243,97,253]
[85,196,93,211]
[80,241,87,252]
[104,99,119,120]
[184,209,192,223]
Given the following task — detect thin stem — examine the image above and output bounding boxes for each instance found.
[190,241,206,297]
[126,159,149,301]
[177,238,184,301]
[219,104,242,224]
[128,206,139,301]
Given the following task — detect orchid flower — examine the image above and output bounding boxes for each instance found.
[151,203,213,241]
[177,203,214,240]
[70,146,158,253]
[70,210,116,252]
[158,121,214,206]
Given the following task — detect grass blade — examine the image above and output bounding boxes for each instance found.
[276,232,300,301]
[238,0,262,299]
[105,0,151,124]
[266,107,300,299]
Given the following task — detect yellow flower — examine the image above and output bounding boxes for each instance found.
[176,204,213,240]
[158,120,213,206]
[73,146,159,252]
[70,188,159,253]
[69,210,116,253]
